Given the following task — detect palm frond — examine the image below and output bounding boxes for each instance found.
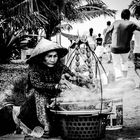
[129,0,140,18]
[77,0,116,20]
[56,23,73,31]
[1,0,117,39]
[81,7,116,18]
[129,0,140,9]
[10,0,30,16]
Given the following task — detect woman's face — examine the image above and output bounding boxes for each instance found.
[44,51,58,67]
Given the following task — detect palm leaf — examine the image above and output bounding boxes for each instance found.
[129,0,140,18]
[1,0,117,39]
[62,0,116,22]
[57,23,73,31]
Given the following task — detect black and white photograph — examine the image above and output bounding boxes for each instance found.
[0,0,140,139]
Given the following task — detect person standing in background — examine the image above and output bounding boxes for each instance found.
[103,9,140,80]
[95,33,104,61]
[87,28,96,51]
[96,33,103,46]
[103,21,112,63]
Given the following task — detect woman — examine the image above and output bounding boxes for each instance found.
[22,38,75,137]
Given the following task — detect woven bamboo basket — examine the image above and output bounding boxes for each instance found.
[50,105,111,140]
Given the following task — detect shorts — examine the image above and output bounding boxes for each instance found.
[104,44,111,53]
[133,53,140,69]
[111,53,129,79]
[95,45,104,57]
[89,43,96,51]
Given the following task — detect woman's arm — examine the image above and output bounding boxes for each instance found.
[136,25,140,31]
[29,68,58,92]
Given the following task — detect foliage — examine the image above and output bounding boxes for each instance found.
[0,63,28,91]
[0,0,116,38]
[129,0,140,19]
[0,25,36,63]
[0,0,116,63]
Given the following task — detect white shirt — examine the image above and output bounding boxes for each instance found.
[87,35,96,45]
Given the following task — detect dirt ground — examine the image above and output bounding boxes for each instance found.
[101,53,139,85]
[100,54,140,140]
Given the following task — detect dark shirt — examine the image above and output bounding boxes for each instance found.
[28,62,74,98]
[96,37,103,46]
[103,28,112,44]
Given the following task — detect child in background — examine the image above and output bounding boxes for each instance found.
[95,33,104,61]
[87,28,96,51]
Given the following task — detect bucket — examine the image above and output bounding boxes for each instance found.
[106,98,123,130]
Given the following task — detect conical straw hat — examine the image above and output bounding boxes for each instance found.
[26,38,68,64]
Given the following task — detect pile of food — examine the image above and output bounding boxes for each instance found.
[51,77,136,113]
[58,101,110,111]
[53,79,111,112]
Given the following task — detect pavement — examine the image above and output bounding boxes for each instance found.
[100,55,140,140]
[1,128,140,140]
[0,134,62,140]
[104,128,140,140]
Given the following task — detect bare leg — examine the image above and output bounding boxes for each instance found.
[106,44,112,63]
[135,69,140,78]
[122,70,127,78]
[135,69,140,88]
[107,52,112,63]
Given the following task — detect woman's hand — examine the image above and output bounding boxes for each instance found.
[58,78,71,91]
[59,84,68,91]
[61,73,76,81]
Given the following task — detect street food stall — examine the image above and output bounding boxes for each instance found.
[50,38,112,140]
